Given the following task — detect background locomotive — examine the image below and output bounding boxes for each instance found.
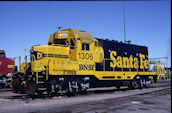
[0,50,15,88]
[12,28,157,96]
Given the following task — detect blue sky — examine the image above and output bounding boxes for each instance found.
[0,1,171,67]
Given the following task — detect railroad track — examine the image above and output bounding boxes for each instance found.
[0,88,12,92]
[0,80,170,100]
[0,80,170,113]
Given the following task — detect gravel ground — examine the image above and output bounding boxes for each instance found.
[42,89,171,113]
[0,80,171,113]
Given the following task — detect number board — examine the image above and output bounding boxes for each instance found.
[78,53,93,60]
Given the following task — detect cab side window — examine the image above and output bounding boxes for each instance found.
[95,41,98,46]
[70,38,75,49]
[86,44,89,50]
[82,43,89,51]
[0,54,5,58]
[82,43,85,50]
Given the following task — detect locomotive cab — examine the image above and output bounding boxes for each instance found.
[0,50,6,58]
[48,28,104,62]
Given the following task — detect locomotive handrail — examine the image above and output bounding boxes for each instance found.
[51,44,69,47]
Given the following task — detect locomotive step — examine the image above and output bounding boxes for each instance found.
[37,88,47,90]
[38,76,44,78]
[37,81,45,84]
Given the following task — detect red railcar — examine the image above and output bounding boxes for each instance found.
[0,50,15,88]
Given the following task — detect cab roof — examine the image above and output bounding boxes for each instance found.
[48,28,95,45]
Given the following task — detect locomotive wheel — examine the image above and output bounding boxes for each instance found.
[153,77,157,83]
[12,74,23,93]
[80,90,87,95]
[138,79,145,89]
[144,80,151,88]
[128,81,139,90]
[19,85,25,94]
[37,91,45,98]
[138,83,143,89]
[24,82,36,96]
[66,88,76,97]
[0,83,5,89]
[78,84,87,95]
[66,81,78,97]
[78,87,87,95]
[66,85,77,97]
[12,85,21,93]
[13,86,18,93]
[116,85,121,90]
[128,83,134,90]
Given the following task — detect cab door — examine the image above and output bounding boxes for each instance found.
[69,38,76,60]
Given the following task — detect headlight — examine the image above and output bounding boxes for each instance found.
[59,78,64,81]
[58,33,68,37]
[42,71,46,75]
[82,77,89,81]
[136,76,140,79]
[6,73,12,77]
[148,76,152,79]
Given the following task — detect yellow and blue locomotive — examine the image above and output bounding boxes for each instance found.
[12,28,157,96]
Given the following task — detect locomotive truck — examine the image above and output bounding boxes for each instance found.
[12,28,157,96]
[0,50,15,88]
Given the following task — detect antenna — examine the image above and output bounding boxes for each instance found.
[24,49,27,63]
[57,26,61,31]
[123,1,126,43]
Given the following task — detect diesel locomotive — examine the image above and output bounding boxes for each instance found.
[12,29,157,96]
[0,50,15,88]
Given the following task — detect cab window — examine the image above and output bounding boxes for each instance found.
[54,39,69,46]
[82,43,90,51]
[82,43,85,50]
[70,38,75,49]
[86,44,89,50]
[95,41,98,46]
[0,54,5,58]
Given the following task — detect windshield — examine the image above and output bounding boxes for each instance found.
[54,39,69,46]
[0,53,5,58]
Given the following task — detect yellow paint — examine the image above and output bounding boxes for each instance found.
[27,28,157,83]
[37,52,43,60]
[110,51,117,68]
[18,63,29,73]
[110,51,149,70]
[21,81,26,85]
[33,77,35,81]
[151,61,165,80]
[38,88,47,90]
[134,58,139,68]
[8,65,15,68]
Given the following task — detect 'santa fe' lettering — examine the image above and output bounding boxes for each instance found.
[110,51,149,69]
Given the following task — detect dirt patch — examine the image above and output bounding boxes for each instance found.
[139,108,150,110]
[142,100,155,105]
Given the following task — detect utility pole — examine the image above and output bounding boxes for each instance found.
[123,1,126,43]
[166,57,169,79]
[24,49,27,63]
